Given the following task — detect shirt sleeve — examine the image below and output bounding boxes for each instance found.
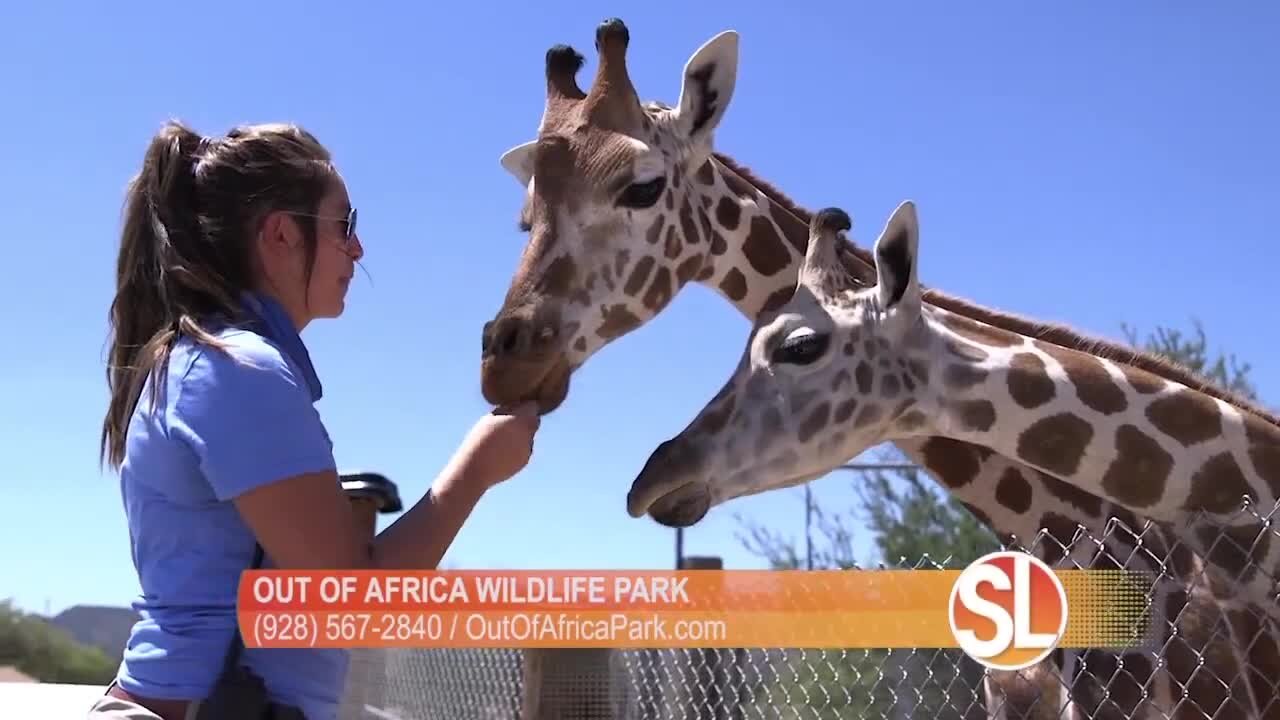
[168,332,337,501]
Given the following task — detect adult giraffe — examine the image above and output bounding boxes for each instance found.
[479,18,1273,719]
[626,203,1280,719]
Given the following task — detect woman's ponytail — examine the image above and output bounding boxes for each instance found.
[101,122,206,468]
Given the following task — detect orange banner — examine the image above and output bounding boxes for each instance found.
[236,566,1154,654]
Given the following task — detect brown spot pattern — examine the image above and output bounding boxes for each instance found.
[1007,352,1056,408]
[1119,365,1165,394]
[1017,413,1094,477]
[907,360,929,384]
[645,215,664,245]
[715,196,741,232]
[944,364,988,390]
[1034,342,1128,415]
[1100,424,1173,509]
[855,362,873,394]
[798,403,831,443]
[1146,390,1222,447]
[956,400,996,432]
[717,268,747,302]
[678,195,701,246]
[675,255,702,285]
[1038,512,1084,565]
[940,313,1023,348]
[623,256,654,297]
[945,338,989,362]
[596,305,641,340]
[538,254,576,298]
[742,216,790,277]
[1040,474,1103,517]
[853,404,882,429]
[833,398,858,424]
[709,229,727,256]
[832,369,851,392]
[573,337,587,353]
[1197,524,1268,583]
[862,339,878,361]
[760,287,794,314]
[920,437,982,489]
[881,374,900,399]
[995,468,1033,513]
[1186,452,1254,513]
[695,161,715,185]
[663,225,680,259]
[642,268,673,312]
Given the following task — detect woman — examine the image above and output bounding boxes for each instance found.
[87,120,541,720]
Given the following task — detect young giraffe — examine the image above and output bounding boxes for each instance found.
[480,19,1275,719]
[625,202,1280,718]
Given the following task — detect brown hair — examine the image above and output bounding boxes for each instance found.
[101,120,337,469]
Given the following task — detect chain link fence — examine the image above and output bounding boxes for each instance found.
[335,498,1279,720]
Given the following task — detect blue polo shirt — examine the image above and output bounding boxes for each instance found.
[113,298,348,720]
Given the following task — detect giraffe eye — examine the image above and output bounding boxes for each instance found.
[618,177,666,209]
[772,329,831,365]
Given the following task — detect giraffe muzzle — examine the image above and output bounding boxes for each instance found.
[480,302,571,412]
[627,438,712,526]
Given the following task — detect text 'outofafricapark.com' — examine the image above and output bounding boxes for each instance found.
[235,569,1157,651]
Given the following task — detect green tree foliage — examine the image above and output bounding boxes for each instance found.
[1121,319,1258,400]
[0,599,118,685]
[730,319,1263,719]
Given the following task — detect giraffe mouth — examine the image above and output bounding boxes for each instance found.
[480,353,572,415]
[627,436,713,526]
[631,481,712,528]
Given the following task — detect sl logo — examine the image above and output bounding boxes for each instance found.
[948,551,1068,670]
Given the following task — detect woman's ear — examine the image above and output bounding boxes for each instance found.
[257,210,304,255]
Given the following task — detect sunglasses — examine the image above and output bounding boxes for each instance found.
[285,207,359,249]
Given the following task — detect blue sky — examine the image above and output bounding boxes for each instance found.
[2,2,1277,616]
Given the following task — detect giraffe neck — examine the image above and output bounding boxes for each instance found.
[687,154,822,319]
[896,305,1280,527]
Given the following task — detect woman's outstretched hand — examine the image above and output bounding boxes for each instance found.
[449,401,542,493]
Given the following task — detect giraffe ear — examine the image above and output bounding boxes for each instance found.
[873,201,921,324]
[673,30,739,146]
[499,140,538,187]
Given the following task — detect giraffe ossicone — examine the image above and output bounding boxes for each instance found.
[627,200,1280,538]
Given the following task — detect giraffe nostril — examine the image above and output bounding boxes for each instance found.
[499,324,523,355]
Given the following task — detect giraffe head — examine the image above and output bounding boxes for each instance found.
[480,18,740,413]
[626,201,935,526]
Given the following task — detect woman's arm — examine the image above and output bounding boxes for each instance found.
[233,405,539,570]
[171,334,540,571]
